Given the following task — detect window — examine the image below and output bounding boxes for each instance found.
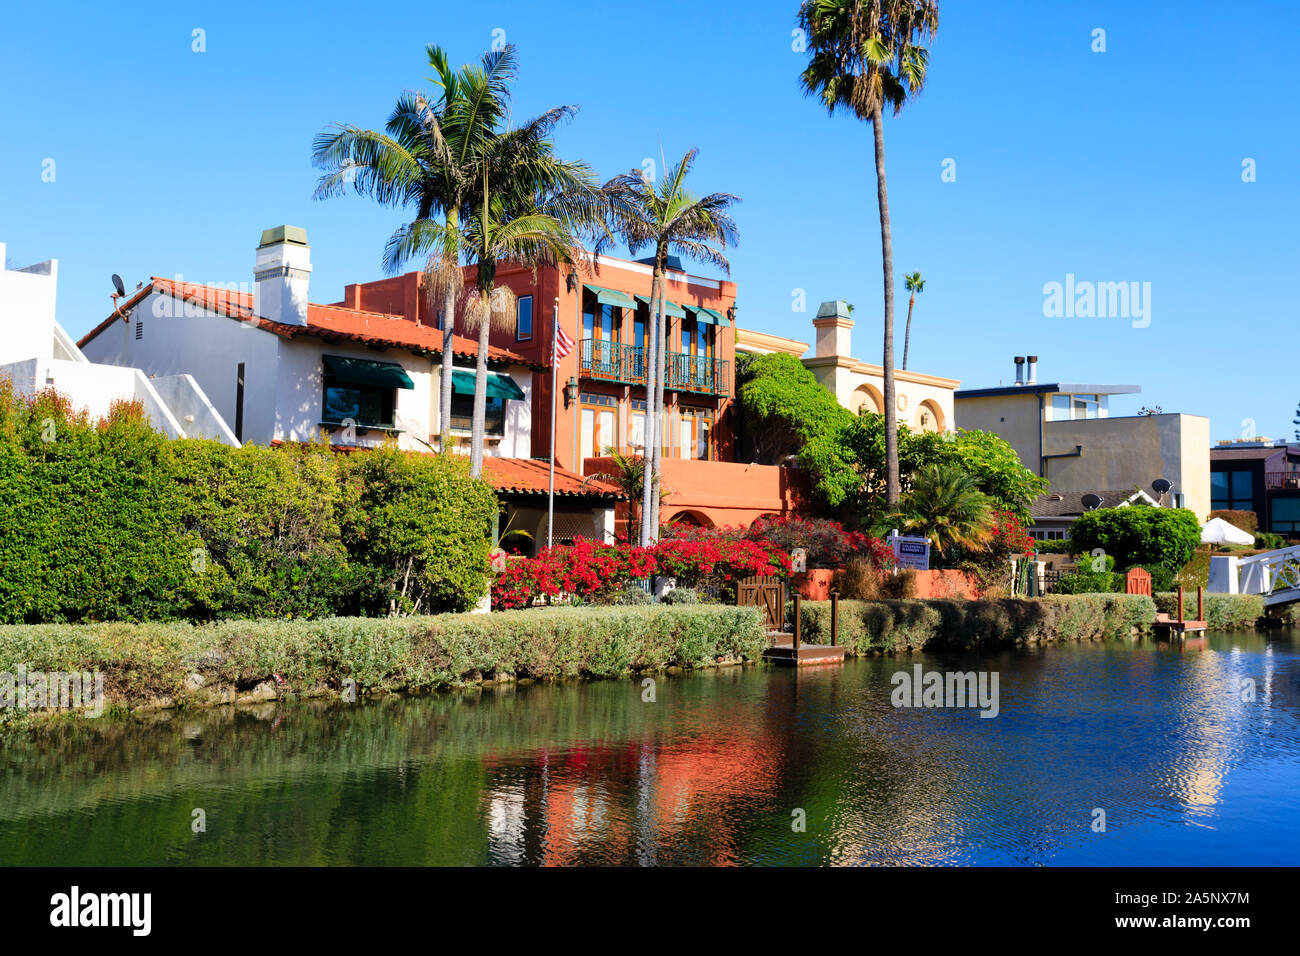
[629,398,647,453]
[678,406,713,460]
[321,355,413,430]
[579,392,617,461]
[516,295,533,341]
[1211,469,1254,512]
[1071,394,1099,419]
[1049,394,1070,421]
[450,394,505,436]
[1272,498,1300,534]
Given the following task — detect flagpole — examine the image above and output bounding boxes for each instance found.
[548,296,559,551]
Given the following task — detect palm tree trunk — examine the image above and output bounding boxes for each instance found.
[470,292,490,479]
[639,271,660,546]
[650,272,668,539]
[440,285,455,451]
[873,104,900,506]
[902,292,915,372]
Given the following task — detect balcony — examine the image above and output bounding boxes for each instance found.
[578,339,729,396]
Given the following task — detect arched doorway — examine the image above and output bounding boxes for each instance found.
[851,383,884,415]
[664,509,715,529]
[915,399,945,433]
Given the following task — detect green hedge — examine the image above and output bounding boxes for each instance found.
[798,594,1157,655]
[0,381,497,623]
[0,605,768,711]
[1152,592,1264,629]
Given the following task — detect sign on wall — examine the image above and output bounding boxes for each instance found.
[888,530,931,571]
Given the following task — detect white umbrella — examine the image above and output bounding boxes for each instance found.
[1200,516,1255,546]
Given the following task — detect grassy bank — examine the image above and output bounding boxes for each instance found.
[798,594,1158,655]
[0,605,767,720]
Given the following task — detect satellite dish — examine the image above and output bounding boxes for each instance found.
[1081,493,1103,511]
[111,274,126,297]
[1152,478,1172,495]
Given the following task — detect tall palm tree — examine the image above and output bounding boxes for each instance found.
[313,44,513,453]
[891,463,994,557]
[599,150,739,545]
[901,270,924,370]
[798,0,939,506]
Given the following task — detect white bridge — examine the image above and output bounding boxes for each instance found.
[1208,545,1300,606]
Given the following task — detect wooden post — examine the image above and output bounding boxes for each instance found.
[1197,586,1204,623]
[830,590,839,647]
[793,593,802,650]
[1177,585,1185,624]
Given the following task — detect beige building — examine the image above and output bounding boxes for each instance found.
[955,356,1211,534]
[736,300,960,433]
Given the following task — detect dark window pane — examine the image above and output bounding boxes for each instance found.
[517,296,533,340]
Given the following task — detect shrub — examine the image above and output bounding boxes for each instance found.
[1054,570,1120,594]
[1255,531,1285,550]
[797,593,1156,655]
[1067,506,1201,579]
[836,556,883,600]
[661,587,700,605]
[1208,509,1257,534]
[0,605,769,710]
[1153,592,1264,629]
[611,583,654,606]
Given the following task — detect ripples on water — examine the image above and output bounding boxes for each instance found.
[1,630,1297,866]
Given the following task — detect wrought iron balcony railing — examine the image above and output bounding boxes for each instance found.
[578,339,729,396]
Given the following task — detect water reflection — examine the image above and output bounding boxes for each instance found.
[1,630,1296,866]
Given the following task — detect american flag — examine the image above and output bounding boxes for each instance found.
[554,321,575,359]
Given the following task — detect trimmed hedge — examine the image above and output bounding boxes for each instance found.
[798,594,1157,655]
[0,605,769,712]
[0,381,497,623]
[1153,591,1264,629]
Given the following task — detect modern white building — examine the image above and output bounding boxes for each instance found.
[0,240,236,443]
[78,226,536,456]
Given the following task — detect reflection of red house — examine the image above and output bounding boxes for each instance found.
[341,252,804,531]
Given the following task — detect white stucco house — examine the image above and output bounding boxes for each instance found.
[77,226,536,456]
[0,241,236,443]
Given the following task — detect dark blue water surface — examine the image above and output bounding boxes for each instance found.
[1,629,1297,866]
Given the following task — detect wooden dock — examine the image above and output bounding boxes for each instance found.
[1152,586,1208,637]
[761,592,848,667]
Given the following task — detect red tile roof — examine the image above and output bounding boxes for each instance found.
[483,457,622,498]
[77,277,533,366]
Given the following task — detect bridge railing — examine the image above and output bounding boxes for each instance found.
[1210,544,1300,602]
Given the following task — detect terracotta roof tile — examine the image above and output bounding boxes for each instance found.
[483,457,621,498]
[78,277,532,366]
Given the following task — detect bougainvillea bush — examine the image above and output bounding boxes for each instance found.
[492,536,792,610]
[661,515,894,571]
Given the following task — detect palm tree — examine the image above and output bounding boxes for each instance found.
[901,270,924,370]
[584,445,667,541]
[891,463,994,557]
[798,0,939,506]
[599,150,739,545]
[314,44,605,473]
[313,44,514,453]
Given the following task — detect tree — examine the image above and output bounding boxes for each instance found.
[901,270,924,370]
[1066,505,1201,576]
[313,44,507,452]
[599,149,739,545]
[585,446,666,541]
[798,0,939,507]
[889,463,994,557]
[737,352,852,464]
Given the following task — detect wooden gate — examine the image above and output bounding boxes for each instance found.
[1125,567,1152,596]
[737,575,785,631]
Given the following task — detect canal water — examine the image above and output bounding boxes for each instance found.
[2,629,1297,866]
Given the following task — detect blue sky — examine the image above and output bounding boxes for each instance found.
[2,0,1296,441]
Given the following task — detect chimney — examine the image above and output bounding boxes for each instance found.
[1026,355,1038,385]
[254,226,311,326]
[812,300,853,358]
[1013,356,1025,386]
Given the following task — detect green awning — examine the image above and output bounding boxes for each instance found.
[633,294,686,318]
[691,306,728,326]
[451,368,525,401]
[322,354,414,389]
[585,284,637,309]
